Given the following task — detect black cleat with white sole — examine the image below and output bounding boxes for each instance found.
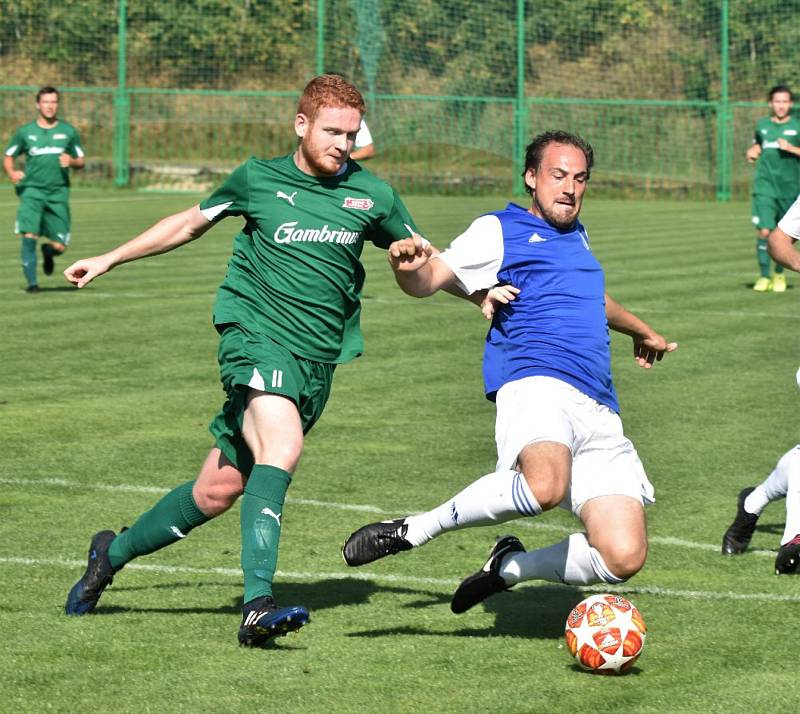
[238,596,309,647]
[341,519,413,566]
[451,535,525,614]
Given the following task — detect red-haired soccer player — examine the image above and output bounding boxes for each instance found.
[63,75,421,647]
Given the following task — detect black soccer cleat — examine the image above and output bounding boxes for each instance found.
[775,535,800,575]
[42,244,54,276]
[721,487,759,555]
[341,518,413,566]
[238,596,310,647]
[65,530,119,615]
[25,285,41,294]
[451,535,525,614]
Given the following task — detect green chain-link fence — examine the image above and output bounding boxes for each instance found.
[1,0,798,197]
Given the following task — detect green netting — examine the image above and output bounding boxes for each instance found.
[1,0,799,197]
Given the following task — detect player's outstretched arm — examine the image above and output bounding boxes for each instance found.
[388,234,458,297]
[605,293,677,369]
[64,205,213,288]
[768,227,800,272]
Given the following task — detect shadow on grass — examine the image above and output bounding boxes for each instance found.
[345,584,584,640]
[27,285,78,293]
[568,663,644,677]
[93,577,586,642]
[94,577,435,617]
[755,520,786,536]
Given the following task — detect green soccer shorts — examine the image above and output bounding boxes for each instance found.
[208,324,336,475]
[751,193,795,232]
[15,186,71,244]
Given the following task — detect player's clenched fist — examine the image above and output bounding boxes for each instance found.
[388,233,434,272]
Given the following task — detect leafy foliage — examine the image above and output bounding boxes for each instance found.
[0,0,798,100]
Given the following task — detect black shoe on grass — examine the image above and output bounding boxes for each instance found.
[721,487,758,555]
[341,519,413,566]
[775,535,800,575]
[238,596,309,647]
[65,530,119,615]
[451,535,525,614]
[25,285,41,294]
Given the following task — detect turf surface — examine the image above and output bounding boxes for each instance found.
[1,189,798,712]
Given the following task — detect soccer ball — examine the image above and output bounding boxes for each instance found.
[564,594,646,674]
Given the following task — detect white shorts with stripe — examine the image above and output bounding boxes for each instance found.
[494,376,655,516]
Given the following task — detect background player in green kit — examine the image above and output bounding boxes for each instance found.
[62,75,423,647]
[3,86,85,293]
[746,85,800,293]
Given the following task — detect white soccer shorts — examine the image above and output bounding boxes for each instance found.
[494,375,655,516]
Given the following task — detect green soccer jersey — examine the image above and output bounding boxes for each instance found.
[4,120,84,190]
[752,115,800,199]
[199,154,420,364]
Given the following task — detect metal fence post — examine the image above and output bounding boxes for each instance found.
[716,0,731,201]
[316,0,325,75]
[113,0,130,187]
[513,0,526,196]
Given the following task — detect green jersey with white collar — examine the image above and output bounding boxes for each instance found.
[4,120,84,190]
[199,155,419,364]
[752,115,800,199]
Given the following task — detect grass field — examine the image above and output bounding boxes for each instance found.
[1,189,798,713]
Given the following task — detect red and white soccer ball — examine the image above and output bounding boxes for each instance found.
[564,594,646,674]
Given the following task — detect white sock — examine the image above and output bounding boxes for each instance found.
[403,470,541,547]
[744,485,771,516]
[746,447,800,517]
[780,447,800,544]
[499,533,626,586]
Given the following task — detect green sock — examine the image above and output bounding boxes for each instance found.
[107,480,210,570]
[240,464,292,603]
[774,263,784,275]
[756,238,770,278]
[21,237,37,286]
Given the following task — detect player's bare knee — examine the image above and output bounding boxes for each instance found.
[523,472,567,511]
[249,437,303,473]
[598,541,647,581]
[193,481,242,516]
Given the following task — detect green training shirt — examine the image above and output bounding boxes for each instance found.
[4,120,84,190]
[199,154,420,364]
[752,115,800,199]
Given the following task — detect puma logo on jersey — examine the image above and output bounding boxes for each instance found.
[277,190,297,206]
[260,507,282,525]
[528,233,546,243]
